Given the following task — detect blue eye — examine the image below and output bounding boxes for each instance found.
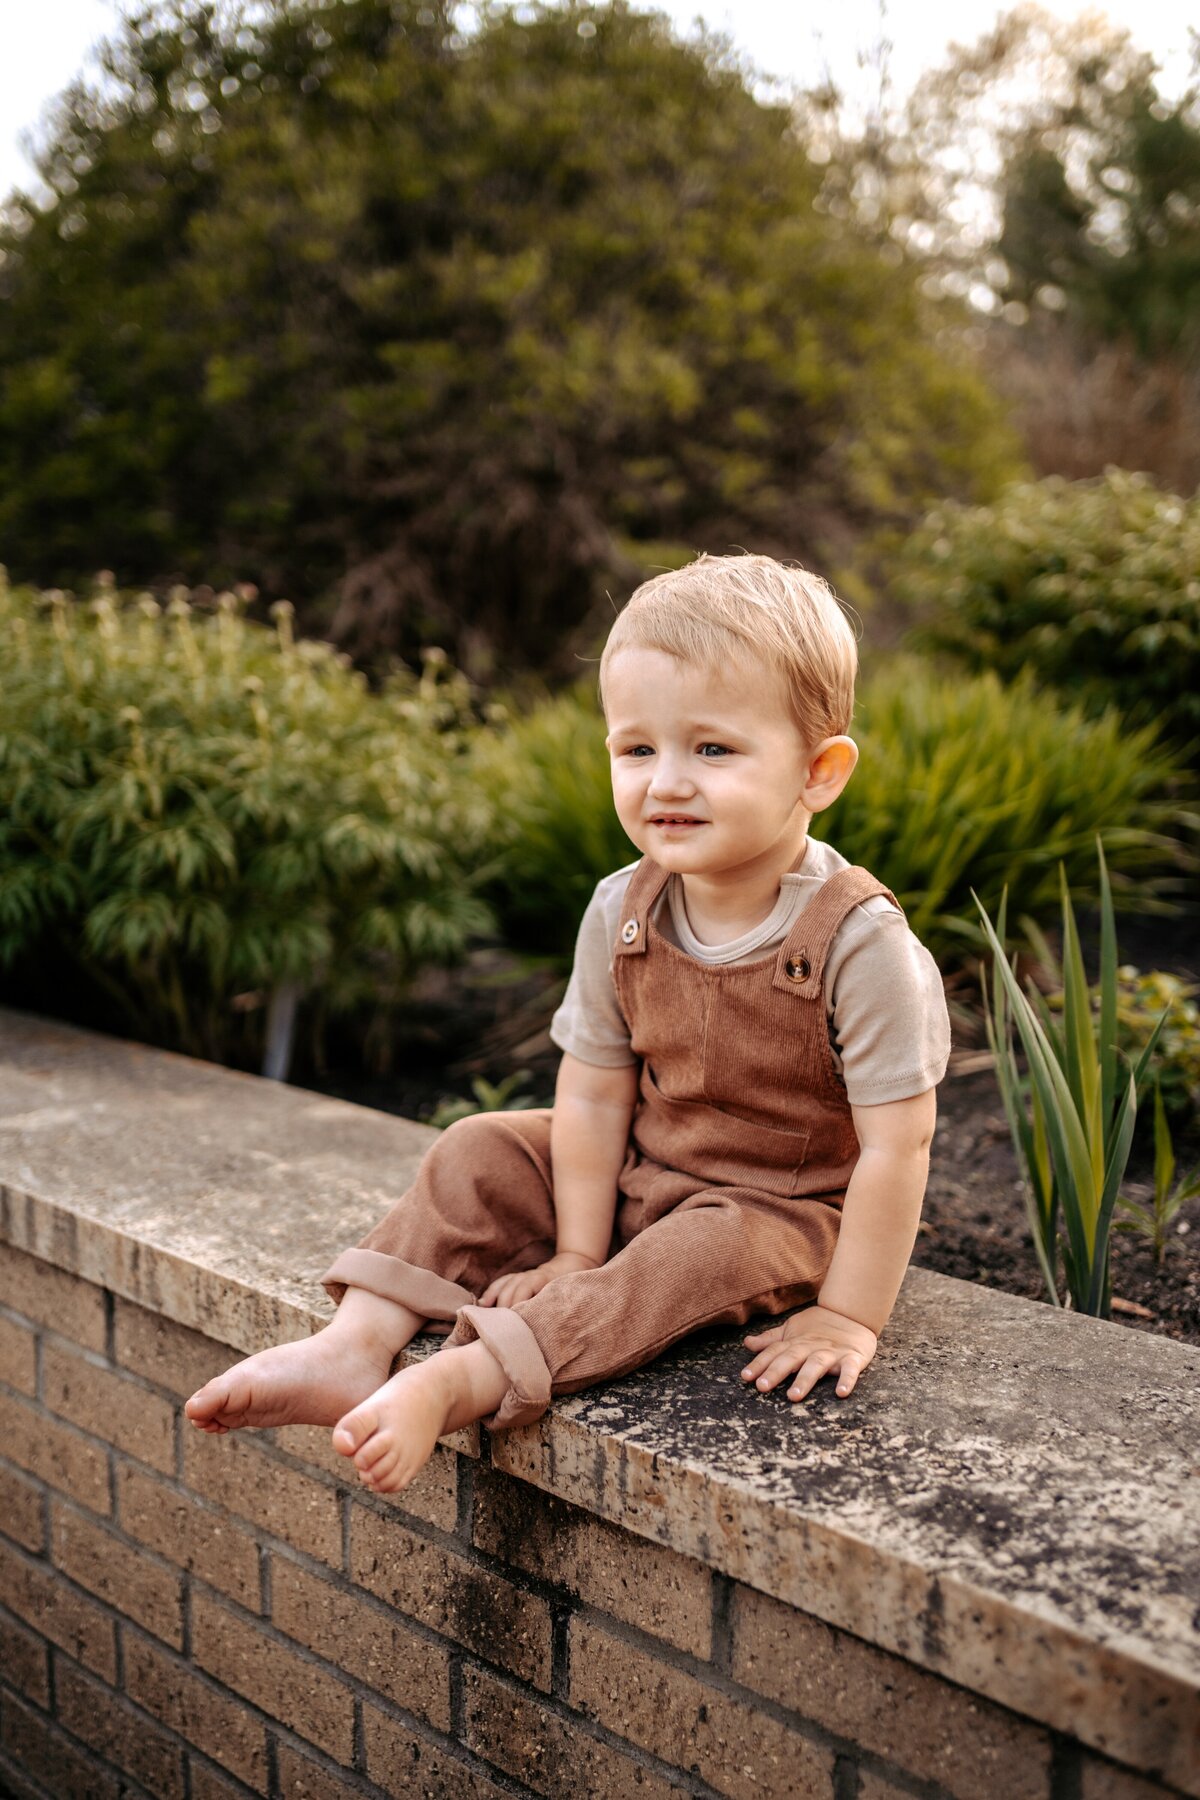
[624,745,653,758]
[698,743,730,757]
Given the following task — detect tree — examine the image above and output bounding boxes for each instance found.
[0,0,1021,675]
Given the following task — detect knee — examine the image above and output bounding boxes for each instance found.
[437,1107,552,1159]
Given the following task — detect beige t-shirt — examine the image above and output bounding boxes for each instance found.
[549,837,951,1106]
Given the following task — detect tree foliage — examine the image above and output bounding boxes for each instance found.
[0,0,1020,675]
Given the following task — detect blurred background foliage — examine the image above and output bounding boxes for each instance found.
[0,0,1027,676]
[1,0,1198,1091]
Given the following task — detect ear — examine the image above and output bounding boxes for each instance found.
[801,736,858,814]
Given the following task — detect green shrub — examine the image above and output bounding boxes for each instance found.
[898,469,1200,755]
[830,659,1194,962]
[472,687,636,961]
[0,573,492,1064]
[478,662,1194,967]
[1114,970,1200,1124]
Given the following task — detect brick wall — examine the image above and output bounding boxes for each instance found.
[0,1240,1184,1800]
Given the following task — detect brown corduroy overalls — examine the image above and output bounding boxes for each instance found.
[321,856,899,1433]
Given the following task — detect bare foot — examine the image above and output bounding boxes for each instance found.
[331,1343,507,1494]
[185,1331,393,1434]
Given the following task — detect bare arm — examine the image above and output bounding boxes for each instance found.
[478,1052,637,1306]
[741,1087,936,1400]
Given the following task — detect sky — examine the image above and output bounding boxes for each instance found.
[1,0,1196,207]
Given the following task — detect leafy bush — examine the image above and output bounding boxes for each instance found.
[1114,971,1200,1124]
[898,470,1200,754]
[472,687,636,961]
[0,573,492,1065]
[830,659,1194,962]
[478,662,1194,967]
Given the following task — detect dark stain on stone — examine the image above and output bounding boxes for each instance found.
[907,1484,1022,1555]
[921,1575,946,1663]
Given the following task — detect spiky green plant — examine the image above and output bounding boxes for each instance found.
[976,843,1168,1317]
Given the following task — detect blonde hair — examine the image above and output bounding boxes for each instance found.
[599,552,858,747]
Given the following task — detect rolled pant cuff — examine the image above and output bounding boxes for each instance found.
[444,1304,553,1432]
[320,1248,476,1320]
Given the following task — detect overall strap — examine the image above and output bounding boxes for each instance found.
[771,866,902,1000]
[613,858,671,959]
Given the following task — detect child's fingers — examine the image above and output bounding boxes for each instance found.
[788,1353,864,1402]
[741,1345,816,1390]
[740,1345,863,1401]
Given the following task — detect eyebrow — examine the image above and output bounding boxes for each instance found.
[608,720,745,738]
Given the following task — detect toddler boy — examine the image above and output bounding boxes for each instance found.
[187,553,950,1494]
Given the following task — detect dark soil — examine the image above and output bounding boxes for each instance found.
[302,912,1200,1350]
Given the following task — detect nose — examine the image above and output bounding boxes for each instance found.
[646,751,696,801]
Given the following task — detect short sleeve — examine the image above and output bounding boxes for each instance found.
[826,908,951,1105]
[548,876,639,1068]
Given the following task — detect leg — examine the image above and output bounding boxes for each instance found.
[331,1337,511,1492]
[185,1286,425,1433]
[186,1110,562,1432]
[440,1184,843,1434]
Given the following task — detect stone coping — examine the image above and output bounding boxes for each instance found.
[0,1005,1196,1793]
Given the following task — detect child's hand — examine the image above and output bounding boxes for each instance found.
[740,1304,878,1403]
[477,1251,599,1309]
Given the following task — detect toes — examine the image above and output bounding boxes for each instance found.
[185,1381,229,1424]
[354,1433,393,1476]
[332,1405,377,1458]
[361,1451,405,1494]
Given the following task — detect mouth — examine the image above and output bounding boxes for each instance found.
[647,815,707,828]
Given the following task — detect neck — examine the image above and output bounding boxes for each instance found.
[678,830,809,943]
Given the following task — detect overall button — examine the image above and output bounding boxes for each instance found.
[621,919,640,943]
[785,956,811,981]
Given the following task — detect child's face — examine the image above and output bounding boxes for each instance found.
[604,646,817,882]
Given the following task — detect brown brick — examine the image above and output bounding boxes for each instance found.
[190,1762,260,1800]
[56,1658,185,1798]
[462,1661,689,1798]
[123,1631,269,1793]
[271,1554,451,1728]
[0,1615,50,1706]
[1079,1752,1182,1800]
[730,1584,1051,1800]
[274,1740,361,1799]
[856,1771,925,1800]
[0,1537,117,1680]
[0,1688,120,1800]
[0,1461,46,1553]
[472,1464,711,1657]
[0,1313,36,1396]
[569,1616,834,1800]
[275,1424,458,1528]
[112,1297,235,1400]
[117,1464,261,1610]
[41,1342,176,1475]
[351,1506,552,1690]
[362,1702,516,1800]
[183,1429,341,1565]
[51,1502,183,1648]
[0,1245,107,1353]
[0,1388,109,1514]
[190,1590,355,1765]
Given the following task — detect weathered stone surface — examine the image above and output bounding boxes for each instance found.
[1,1008,1197,1794]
